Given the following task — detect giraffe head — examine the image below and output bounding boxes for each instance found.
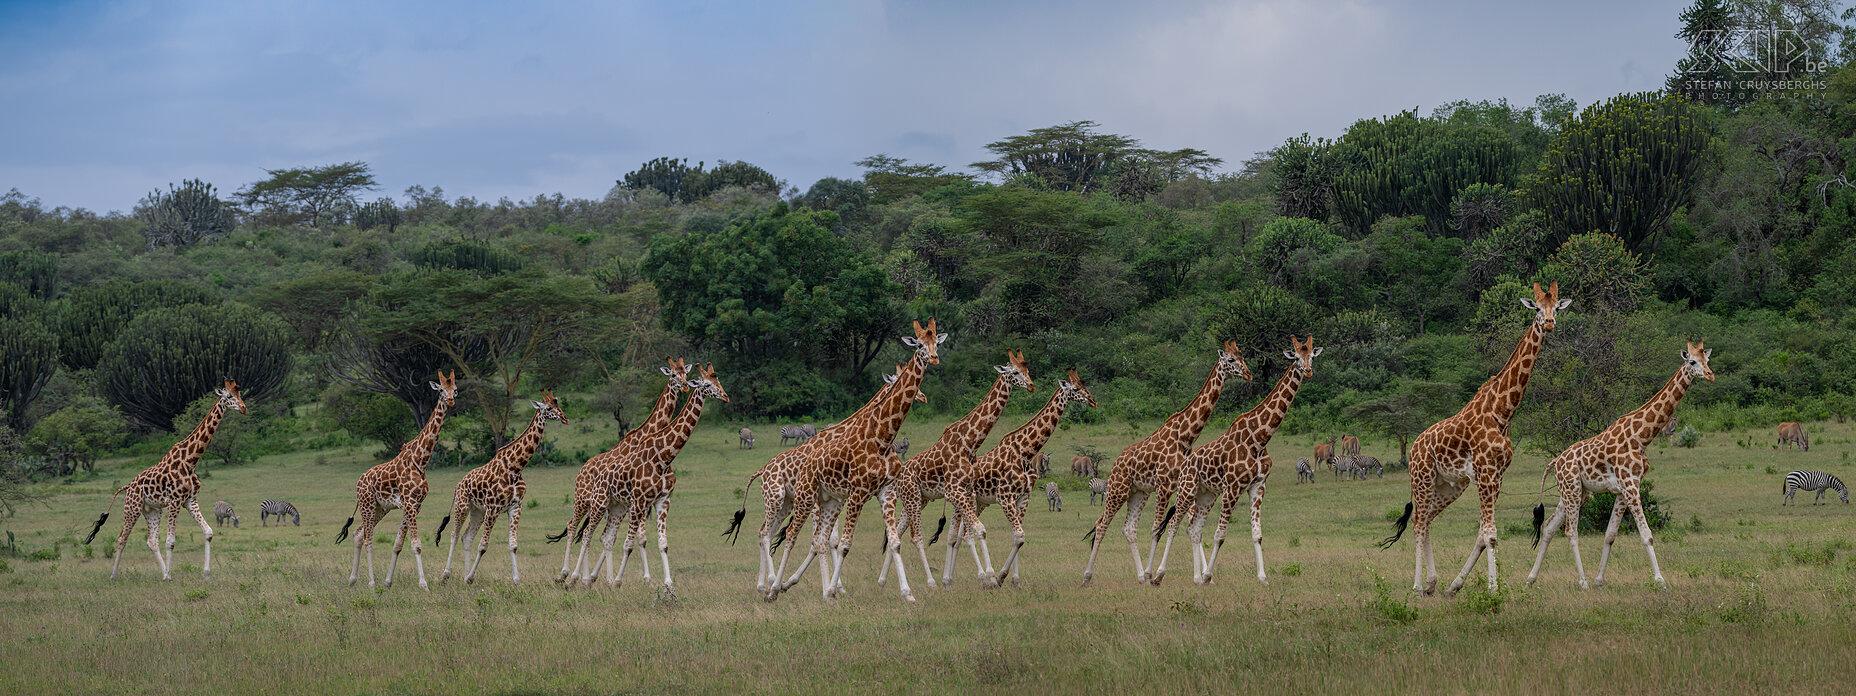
[901,318,947,366]
[660,357,694,391]
[1058,368,1097,409]
[531,390,570,425]
[215,379,248,415]
[1217,340,1254,382]
[882,364,928,403]
[1519,281,1571,332]
[689,362,731,403]
[1681,339,1715,382]
[1281,335,1322,379]
[994,349,1035,393]
[428,370,458,408]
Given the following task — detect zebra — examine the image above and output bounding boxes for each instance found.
[1656,417,1679,446]
[1354,454,1384,478]
[1294,457,1315,484]
[1332,455,1360,481]
[800,423,817,442]
[739,427,754,449]
[1783,470,1849,505]
[1046,481,1063,512]
[259,499,300,526]
[893,436,910,458]
[779,425,805,446]
[213,500,240,528]
[1088,477,1106,505]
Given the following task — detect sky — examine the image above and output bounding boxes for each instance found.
[0,0,1696,213]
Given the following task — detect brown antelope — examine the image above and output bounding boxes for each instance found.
[1777,422,1809,451]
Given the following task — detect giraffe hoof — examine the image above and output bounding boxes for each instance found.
[1256,575,1268,586]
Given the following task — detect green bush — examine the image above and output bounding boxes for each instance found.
[1579,480,1669,534]
[1674,425,1700,448]
[97,303,292,430]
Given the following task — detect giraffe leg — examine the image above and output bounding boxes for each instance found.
[402,499,428,591]
[383,514,405,589]
[1141,489,1174,582]
[185,499,214,580]
[574,505,610,587]
[1082,481,1131,585]
[592,503,626,587]
[809,499,844,602]
[1417,478,1466,594]
[1150,484,1191,586]
[878,485,916,602]
[1247,481,1268,585]
[439,501,469,583]
[772,490,820,598]
[1009,498,1030,582]
[556,499,588,585]
[162,505,181,580]
[506,504,522,584]
[992,496,1028,587]
[755,493,786,595]
[827,495,866,598]
[1122,490,1150,583]
[1620,483,1665,587]
[1566,501,1590,589]
[1446,477,1505,596]
[110,496,145,580]
[652,496,675,593]
[912,497,938,589]
[1187,495,1211,584]
[1205,490,1240,584]
[1526,502,1569,587]
[465,508,498,585]
[613,503,648,588]
[942,514,963,586]
[348,505,376,587]
[143,505,169,580]
[1593,496,1627,587]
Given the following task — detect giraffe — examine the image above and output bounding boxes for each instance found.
[723,364,916,598]
[436,391,569,585]
[1083,340,1251,585]
[549,358,691,586]
[1380,281,1568,595]
[591,363,730,593]
[85,379,248,581]
[333,371,459,589]
[877,349,1035,589]
[943,369,1096,587]
[1527,340,1713,589]
[752,319,944,603]
[1152,336,1321,586]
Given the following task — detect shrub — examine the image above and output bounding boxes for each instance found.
[1579,480,1670,534]
[1674,425,1700,448]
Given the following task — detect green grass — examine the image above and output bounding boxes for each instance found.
[4,415,1856,694]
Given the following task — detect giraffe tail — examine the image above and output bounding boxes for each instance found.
[334,517,354,544]
[82,484,131,545]
[1378,502,1413,550]
[1153,505,1177,542]
[927,515,946,546]
[722,473,763,545]
[545,516,582,544]
[433,515,451,544]
[1531,504,1546,548]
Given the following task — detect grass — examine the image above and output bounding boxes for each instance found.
[3,415,1856,694]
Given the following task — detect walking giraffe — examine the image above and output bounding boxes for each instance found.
[588,363,730,593]
[1381,281,1567,595]
[877,349,1034,589]
[549,358,691,586]
[1083,341,1251,585]
[730,319,944,603]
[437,391,569,584]
[1528,340,1713,589]
[333,372,457,589]
[944,369,1096,587]
[85,379,248,580]
[1153,336,1320,586]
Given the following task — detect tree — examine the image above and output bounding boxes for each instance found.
[0,250,57,300]
[857,155,973,203]
[620,157,700,201]
[249,270,375,352]
[173,395,258,469]
[329,319,496,430]
[1345,380,1459,465]
[1529,93,1710,251]
[1361,215,1466,335]
[56,279,218,371]
[137,179,237,249]
[96,303,293,430]
[621,158,782,203]
[971,121,1142,193]
[26,396,128,476]
[321,383,416,454]
[1667,0,1742,106]
[1332,111,1531,236]
[0,317,58,430]
[1535,233,1651,314]
[354,197,402,233]
[236,162,377,229]
[797,177,872,216]
[1266,134,1339,220]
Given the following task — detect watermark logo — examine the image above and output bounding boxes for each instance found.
[1676,27,1829,102]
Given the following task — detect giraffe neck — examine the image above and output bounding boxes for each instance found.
[938,373,1015,456]
[1224,364,1306,447]
[167,399,228,474]
[652,391,709,458]
[493,410,550,473]
[1614,366,1694,449]
[1473,319,1547,426]
[865,353,928,445]
[622,380,686,446]
[401,398,451,472]
[996,388,1071,467]
[1163,364,1227,448]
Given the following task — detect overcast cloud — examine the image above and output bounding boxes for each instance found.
[0,0,1692,212]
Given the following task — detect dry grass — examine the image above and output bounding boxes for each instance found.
[3,415,1854,695]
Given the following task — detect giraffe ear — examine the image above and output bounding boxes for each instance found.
[901,336,921,348]
[1311,346,1323,357]
[1282,350,1296,360]
[532,400,548,411]
[994,365,1010,375]
[215,388,229,398]
[935,332,949,345]
[682,363,695,377]
[660,366,675,377]
[1703,348,1713,360]
[1519,297,1541,311]
[430,381,443,391]
[1555,298,1572,310]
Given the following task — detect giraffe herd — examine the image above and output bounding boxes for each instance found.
[81,284,1821,602]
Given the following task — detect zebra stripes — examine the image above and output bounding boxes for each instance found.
[260,499,301,526]
[1088,477,1106,505]
[1783,471,1848,505]
[1046,482,1062,512]
[213,500,240,528]
[1295,457,1315,484]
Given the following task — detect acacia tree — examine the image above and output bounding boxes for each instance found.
[1345,380,1459,465]
[236,161,377,229]
[971,121,1215,195]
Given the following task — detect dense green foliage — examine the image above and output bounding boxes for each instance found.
[2,2,1855,470]
[137,178,237,249]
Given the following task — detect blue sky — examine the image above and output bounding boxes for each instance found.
[0,0,1693,212]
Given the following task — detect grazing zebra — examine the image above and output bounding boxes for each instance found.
[1088,477,1106,505]
[213,500,240,528]
[1783,470,1849,505]
[800,423,817,442]
[1046,481,1063,512]
[779,425,805,446]
[1656,417,1679,446]
[1294,457,1315,484]
[1331,455,1360,481]
[1778,422,1809,451]
[1354,454,1384,478]
[739,428,754,449]
[260,499,300,526]
[893,436,910,458]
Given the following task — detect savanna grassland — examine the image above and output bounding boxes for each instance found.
[3,412,1853,696]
